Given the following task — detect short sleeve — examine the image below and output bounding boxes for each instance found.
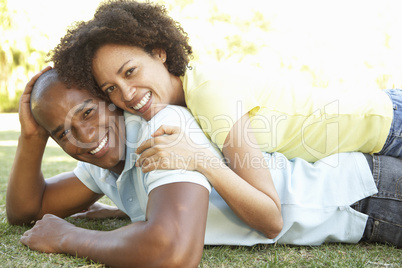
[73,161,104,194]
[146,169,212,195]
[183,64,262,149]
[140,105,218,194]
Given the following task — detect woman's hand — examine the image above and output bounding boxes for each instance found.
[19,66,52,139]
[70,202,129,219]
[135,125,216,173]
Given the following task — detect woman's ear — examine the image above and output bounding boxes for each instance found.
[152,48,167,63]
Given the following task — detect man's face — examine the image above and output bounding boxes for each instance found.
[35,82,126,173]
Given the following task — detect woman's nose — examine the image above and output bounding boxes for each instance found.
[121,86,136,102]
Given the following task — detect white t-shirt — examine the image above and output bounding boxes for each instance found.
[74,105,377,245]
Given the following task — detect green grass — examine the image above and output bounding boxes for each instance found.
[0,113,400,267]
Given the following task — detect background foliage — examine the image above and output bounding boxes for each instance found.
[2,0,402,112]
[0,0,46,112]
[1,1,401,266]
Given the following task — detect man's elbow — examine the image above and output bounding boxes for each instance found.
[6,206,38,226]
[6,213,31,226]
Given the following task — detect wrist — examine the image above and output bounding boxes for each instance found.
[19,133,48,145]
[196,152,226,176]
[59,224,90,254]
[16,135,49,158]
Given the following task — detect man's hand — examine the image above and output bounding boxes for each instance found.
[20,214,74,253]
[19,66,52,139]
[71,202,129,219]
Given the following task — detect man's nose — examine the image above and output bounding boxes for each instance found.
[73,123,97,147]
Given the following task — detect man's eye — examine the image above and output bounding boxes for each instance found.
[59,129,70,139]
[105,85,116,94]
[84,108,93,118]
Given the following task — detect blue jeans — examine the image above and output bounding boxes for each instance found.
[379,89,402,157]
[352,154,402,247]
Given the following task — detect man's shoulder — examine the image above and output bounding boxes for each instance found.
[151,105,194,129]
[75,161,107,175]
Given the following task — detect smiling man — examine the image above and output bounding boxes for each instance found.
[6,68,402,267]
[7,68,211,267]
[30,71,126,173]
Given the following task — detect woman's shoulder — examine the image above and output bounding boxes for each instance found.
[183,62,263,96]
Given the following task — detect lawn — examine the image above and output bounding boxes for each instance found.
[0,113,400,267]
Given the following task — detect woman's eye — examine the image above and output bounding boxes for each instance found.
[126,68,135,76]
[105,85,116,94]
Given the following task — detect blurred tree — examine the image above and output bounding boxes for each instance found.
[0,0,46,112]
[206,3,270,63]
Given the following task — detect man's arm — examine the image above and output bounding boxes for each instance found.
[136,113,283,238]
[7,123,102,224]
[6,67,102,224]
[20,182,209,267]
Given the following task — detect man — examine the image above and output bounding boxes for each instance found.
[7,68,401,267]
[7,68,211,267]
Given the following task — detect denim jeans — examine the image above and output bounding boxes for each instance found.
[352,154,402,247]
[379,89,402,157]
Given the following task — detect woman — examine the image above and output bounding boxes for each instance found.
[50,0,401,236]
[8,69,401,268]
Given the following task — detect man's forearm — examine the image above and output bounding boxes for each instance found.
[22,213,202,268]
[63,222,174,267]
[6,135,48,224]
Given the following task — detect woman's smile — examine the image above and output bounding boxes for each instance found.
[92,44,185,121]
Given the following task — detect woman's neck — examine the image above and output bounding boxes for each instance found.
[170,74,187,107]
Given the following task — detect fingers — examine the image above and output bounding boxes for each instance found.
[136,138,154,154]
[136,135,173,154]
[19,218,41,245]
[139,153,173,173]
[20,234,29,246]
[139,161,161,173]
[70,212,88,219]
[136,146,164,168]
[40,66,53,74]
[23,66,53,94]
[151,125,181,137]
[137,126,184,154]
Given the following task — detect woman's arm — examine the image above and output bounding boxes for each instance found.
[6,67,102,224]
[136,113,283,238]
[218,112,282,238]
[20,182,209,267]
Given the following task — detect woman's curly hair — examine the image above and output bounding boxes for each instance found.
[50,0,193,100]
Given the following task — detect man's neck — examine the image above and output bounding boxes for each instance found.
[110,160,125,175]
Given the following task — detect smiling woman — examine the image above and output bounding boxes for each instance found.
[92,45,186,121]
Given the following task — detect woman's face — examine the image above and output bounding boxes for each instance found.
[92,44,185,121]
[35,82,126,174]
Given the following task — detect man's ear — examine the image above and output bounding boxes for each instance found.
[152,48,167,63]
